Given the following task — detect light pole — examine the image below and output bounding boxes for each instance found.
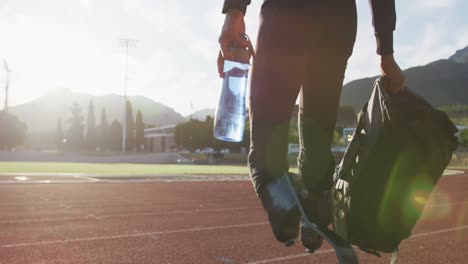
[119,39,137,152]
[190,101,193,120]
[2,59,11,113]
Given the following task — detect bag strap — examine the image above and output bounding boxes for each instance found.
[390,247,399,264]
[355,103,367,135]
[334,102,368,184]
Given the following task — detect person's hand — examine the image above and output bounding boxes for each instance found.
[380,54,406,94]
[217,10,250,78]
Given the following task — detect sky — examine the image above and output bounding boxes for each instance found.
[0,0,467,116]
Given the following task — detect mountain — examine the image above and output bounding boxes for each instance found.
[9,89,185,133]
[340,49,468,111]
[449,46,468,64]
[185,108,216,121]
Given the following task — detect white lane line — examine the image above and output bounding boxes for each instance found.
[247,250,335,264]
[0,180,96,184]
[427,201,468,208]
[1,222,467,252]
[0,178,250,184]
[73,175,100,182]
[411,225,468,238]
[0,216,91,224]
[245,225,468,264]
[101,206,262,219]
[0,173,90,177]
[13,176,29,181]
[0,173,250,182]
[0,222,268,248]
[430,191,468,197]
[443,170,464,176]
[0,206,262,224]
[0,197,256,208]
[1,201,466,225]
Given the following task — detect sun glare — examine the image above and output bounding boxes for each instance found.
[421,190,452,221]
[411,190,430,211]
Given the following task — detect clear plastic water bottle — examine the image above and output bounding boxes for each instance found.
[214,44,251,142]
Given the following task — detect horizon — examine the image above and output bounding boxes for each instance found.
[16,88,215,117]
[8,44,468,117]
[1,0,468,115]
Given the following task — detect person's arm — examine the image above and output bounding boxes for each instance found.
[369,0,405,93]
[369,0,395,55]
[217,0,251,77]
[222,0,251,16]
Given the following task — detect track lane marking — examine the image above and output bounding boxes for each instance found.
[0,206,262,224]
[0,190,464,209]
[13,176,29,181]
[0,173,251,184]
[426,201,468,208]
[2,200,467,224]
[1,223,467,251]
[411,225,468,238]
[443,170,464,176]
[0,197,256,207]
[73,175,100,182]
[246,250,335,264]
[0,180,96,184]
[0,222,269,248]
[246,225,468,264]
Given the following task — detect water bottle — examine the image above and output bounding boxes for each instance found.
[214,39,252,142]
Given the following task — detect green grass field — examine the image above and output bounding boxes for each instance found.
[0,161,463,176]
[0,162,301,176]
[0,162,254,175]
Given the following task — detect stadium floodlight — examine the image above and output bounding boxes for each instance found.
[119,38,137,152]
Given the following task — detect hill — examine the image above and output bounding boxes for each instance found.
[185,108,216,121]
[9,89,184,133]
[340,48,468,110]
[450,46,468,64]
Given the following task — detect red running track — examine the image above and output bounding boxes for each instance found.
[0,172,467,264]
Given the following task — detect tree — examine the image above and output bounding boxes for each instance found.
[125,100,134,152]
[56,118,63,151]
[333,130,344,146]
[135,110,145,152]
[65,102,85,151]
[174,119,204,151]
[0,112,27,150]
[85,100,97,151]
[174,115,250,153]
[109,120,123,151]
[439,104,468,119]
[460,129,468,148]
[174,123,185,149]
[288,126,299,144]
[97,108,109,151]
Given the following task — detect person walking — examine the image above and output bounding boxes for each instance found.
[217,0,405,252]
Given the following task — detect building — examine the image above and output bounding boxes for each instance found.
[144,125,176,152]
[343,127,356,146]
[288,144,300,154]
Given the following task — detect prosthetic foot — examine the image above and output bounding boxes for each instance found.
[258,174,301,246]
[289,173,332,253]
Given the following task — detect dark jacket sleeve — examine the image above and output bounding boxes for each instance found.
[222,0,251,15]
[369,0,396,55]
